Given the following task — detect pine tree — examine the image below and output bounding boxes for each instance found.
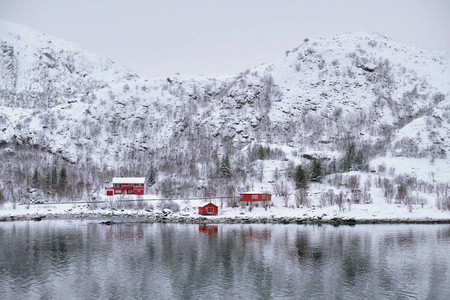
[51,166,58,186]
[45,172,51,189]
[295,165,308,189]
[343,142,356,171]
[354,149,364,170]
[220,155,232,178]
[340,142,355,172]
[0,189,5,205]
[147,165,156,187]
[310,159,322,182]
[340,142,365,172]
[258,145,266,160]
[59,166,67,186]
[32,168,39,188]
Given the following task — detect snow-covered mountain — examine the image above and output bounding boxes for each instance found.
[0,19,449,213]
[0,19,136,109]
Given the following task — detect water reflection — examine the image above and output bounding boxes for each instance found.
[199,225,218,235]
[0,221,449,299]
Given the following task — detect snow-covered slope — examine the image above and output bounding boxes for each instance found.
[0,19,137,109]
[0,19,449,216]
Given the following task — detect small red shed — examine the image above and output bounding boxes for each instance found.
[240,192,272,204]
[199,203,218,215]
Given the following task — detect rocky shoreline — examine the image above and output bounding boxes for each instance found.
[1,211,450,225]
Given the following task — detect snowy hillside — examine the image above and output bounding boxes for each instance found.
[0,19,136,109]
[0,19,449,218]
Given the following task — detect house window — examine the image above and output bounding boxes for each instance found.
[240,195,244,199]
[262,195,266,199]
[115,190,122,194]
[252,195,259,199]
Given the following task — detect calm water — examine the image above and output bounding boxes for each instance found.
[1,220,449,300]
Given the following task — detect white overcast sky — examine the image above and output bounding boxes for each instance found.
[0,0,449,78]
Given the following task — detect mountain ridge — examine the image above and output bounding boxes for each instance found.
[0,18,137,109]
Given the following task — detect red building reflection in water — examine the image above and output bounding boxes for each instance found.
[199,225,218,235]
[242,229,271,241]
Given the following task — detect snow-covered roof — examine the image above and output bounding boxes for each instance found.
[240,191,271,195]
[112,177,145,184]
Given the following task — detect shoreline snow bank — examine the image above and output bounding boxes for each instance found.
[1,202,449,224]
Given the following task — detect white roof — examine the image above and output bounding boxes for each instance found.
[112,177,145,184]
[240,191,270,195]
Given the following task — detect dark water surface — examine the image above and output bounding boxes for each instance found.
[1,220,449,299]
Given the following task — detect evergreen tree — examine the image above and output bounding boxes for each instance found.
[258,145,266,160]
[341,142,355,172]
[0,189,5,205]
[32,168,39,188]
[147,165,156,187]
[340,142,366,172]
[59,166,67,186]
[220,155,232,178]
[295,165,308,189]
[310,159,322,182]
[45,172,51,189]
[51,166,58,186]
[354,149,364,170]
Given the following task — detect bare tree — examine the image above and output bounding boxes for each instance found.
[295,189,309,208]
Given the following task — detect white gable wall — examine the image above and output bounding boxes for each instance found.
[112,177,145,184]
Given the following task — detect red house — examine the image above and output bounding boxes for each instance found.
[105,177,145,196]
[240,192,272,205]
[199,203,218,215]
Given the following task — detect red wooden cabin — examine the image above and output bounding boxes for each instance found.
[240,192,271,205]
[199,203,218,215]
[105,177,145,196]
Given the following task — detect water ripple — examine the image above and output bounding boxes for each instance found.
[0,222,449,299]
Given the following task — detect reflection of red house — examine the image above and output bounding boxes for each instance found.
[240,192,271,204]
[199,203,218,215]
[105,177,145,196]
[243,229,271,241]
[199,225,218,235]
